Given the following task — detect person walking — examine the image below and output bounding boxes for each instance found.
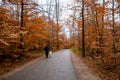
[44,44,50,58]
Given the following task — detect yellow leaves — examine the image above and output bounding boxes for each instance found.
[55,24,61,32]
[0,39,9,46]
[95,5,105,15]
[23,15,52,50]
[77,19,82,28]
[8,0,14,3]
[116,0,120,3]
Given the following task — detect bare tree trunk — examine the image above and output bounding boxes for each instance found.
[47,0,53,50]
[100,0,105,51]
[19,0,24,59]
[55,0,59,49]
[112,0,117,66]
[112,0,116,54]
[72,2,76,47]
[82,0,85,57]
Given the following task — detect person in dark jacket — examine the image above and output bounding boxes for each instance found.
[44,44,50,58]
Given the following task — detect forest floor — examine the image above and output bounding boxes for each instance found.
[71,51,101,80]
[71,51,120,80]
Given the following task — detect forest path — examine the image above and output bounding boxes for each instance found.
[4,49,78,80]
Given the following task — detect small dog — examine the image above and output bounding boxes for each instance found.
[49,51,52,57]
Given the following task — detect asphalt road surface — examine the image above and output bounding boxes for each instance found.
[6,49,78,80]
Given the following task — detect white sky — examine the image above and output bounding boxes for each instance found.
[36,0,73,38]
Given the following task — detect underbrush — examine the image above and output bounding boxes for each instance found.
[71,47,81,56]
[87,57,120,80]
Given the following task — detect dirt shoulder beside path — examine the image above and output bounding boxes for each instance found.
[71,51,101,80]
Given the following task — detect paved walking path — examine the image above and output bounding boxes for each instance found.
[4,49,78,80]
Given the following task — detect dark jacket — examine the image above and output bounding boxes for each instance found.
[44,46,49,52]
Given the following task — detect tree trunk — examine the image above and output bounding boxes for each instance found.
[82,0,85,57]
